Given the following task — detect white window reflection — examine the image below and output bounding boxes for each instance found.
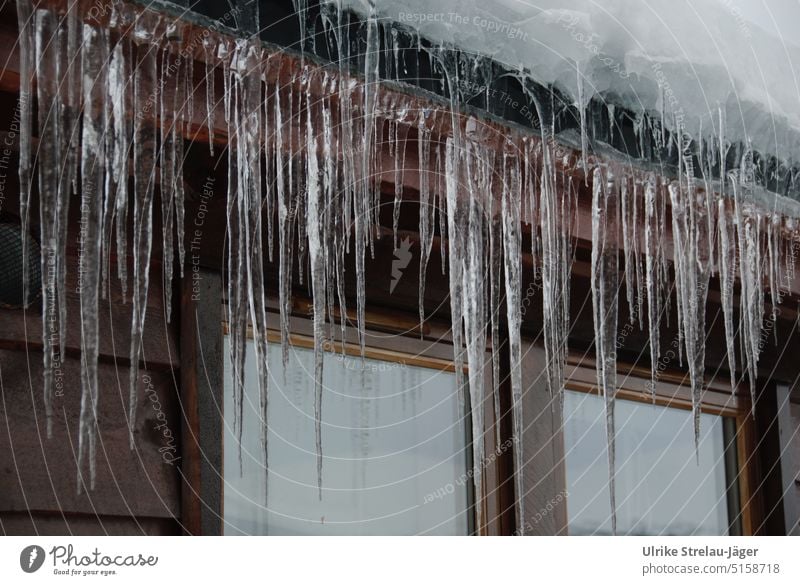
[223,338,471,535]
[564,390,732,535]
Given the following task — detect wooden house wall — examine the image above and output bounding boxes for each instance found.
[0,1,798,535]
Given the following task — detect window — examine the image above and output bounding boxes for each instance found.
[563,389,740,535]
[222,334,472,535]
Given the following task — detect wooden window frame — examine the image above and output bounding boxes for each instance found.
[183,284,507,535]
[180,276,763,536]
[561,355,759,536]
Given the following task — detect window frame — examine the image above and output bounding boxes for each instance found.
[561,355,758,536]
[215,296,506,536]
[180,274,761,536]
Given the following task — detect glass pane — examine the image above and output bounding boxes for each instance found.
[223,338,471,535]
[564,390,731,535]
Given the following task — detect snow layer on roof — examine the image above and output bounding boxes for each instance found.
[335,0,800,159]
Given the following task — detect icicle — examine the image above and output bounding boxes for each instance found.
[175,53,188,281]
[731,176,761,415]
[203,38,216,156]
[104,39,127,301]
[488,180,503,447]
[436,143,447,274]
[306,84,326,499]
[57,7,80,354]
[620,176,636,323]
[112,38,131,299]
[633,181,644,330]
[291,0,309,51]
[353,4,380,357]
[668,177,710,453]
[77,23,108,490]
[576,62,588,180]
[34,9,61,438]
[16,0,34,304]
[607,104,616,143]
[644,179,661,394]
[393,123,409,249]
[443,139,467,412]
[767,215,781,329]
[501,146,525,535]
[263,59,275,264]
[417,112,433,331]
[276,81,293,370]
[457,136,493,535]
[718,198,737,391]
[590,166,619,535]
[128,34,158,448]
[225,43,251,469]
[159,45,176,324]
[538,126,570,400]
[235,41,270,498]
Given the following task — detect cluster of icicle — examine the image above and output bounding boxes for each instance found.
[16,0,800,534]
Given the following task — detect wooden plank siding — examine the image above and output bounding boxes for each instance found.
[0,239,181,533]
[0,349,181,533]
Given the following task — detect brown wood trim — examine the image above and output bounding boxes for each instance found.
[180,267,223,535]
[736,410,759,536]
[221,321,466,374]
[565,356,743,417]
[267,329,463,373]
[291,297,432,337]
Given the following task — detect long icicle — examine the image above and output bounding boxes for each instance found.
[501,145,526,535]
[77,23,107,490]
[34,8,60,438]
[591,166,619,535]
[306,76,326,499]
[16,0,34,306]
[128,31,158,448]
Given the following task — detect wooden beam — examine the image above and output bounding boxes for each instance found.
[179,266,223,535]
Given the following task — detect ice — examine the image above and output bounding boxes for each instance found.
[501,145,525,535]
[16,0,33,305]
[537,117,572,403]
[644,179,660,394]
[128,36,158,448]
[276,81,293,370]
[77,24,107,490]
[416,112,433,331]
[461,141,488,534]
[668,180,711,451]
[718,198,737,392]
[488,179,503,447]
[57,8,80,354]
[621,177,636,324]
[575,63,588,180]
[443,139,466,419]
[203,38,216,156]
[306,88,326,498]
[590,166,619,535]
[731,174,762,414]
[34,9,60,437]
[159,46,176,323]
[18,1,800,513]
[392,123,409,250]
[105,40,129,301]
[237,42,270,487]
